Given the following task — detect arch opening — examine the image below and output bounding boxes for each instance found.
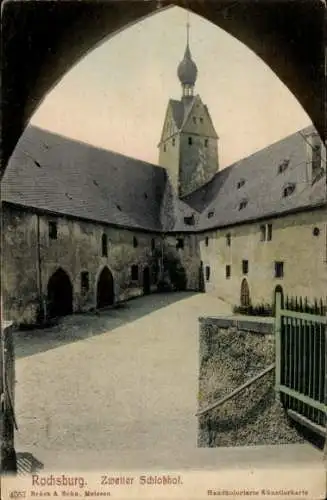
[47,268,73,319]
[143,266,151,295]
[96,266,114,309]
[240,278,251,307]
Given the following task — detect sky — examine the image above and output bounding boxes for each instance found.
[31,5,311,169]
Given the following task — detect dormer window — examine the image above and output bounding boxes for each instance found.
[283,183,296,198]
[237,179,245,189]
[278,159,290,174]
[239,199,248,210]
[207,210,214,219]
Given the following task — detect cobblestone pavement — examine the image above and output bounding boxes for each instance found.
[13,292,323,471]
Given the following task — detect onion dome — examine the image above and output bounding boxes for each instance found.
[177,43,198,87]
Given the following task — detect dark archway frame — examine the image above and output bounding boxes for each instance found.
[1,0,326,173]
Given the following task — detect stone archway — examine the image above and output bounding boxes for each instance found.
[240,278,250,307]
[47,268,73,318]
[96,266,114,309]
[1,2,325,171]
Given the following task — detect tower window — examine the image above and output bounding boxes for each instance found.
[151,238,155,251]
[204,139,208,148]
[49,221,57,240]
[226,233,231,247]
[188,137,193,146]
[237,179,245,189]
[239,199,248,210]
[205,236,209,247]
[176,238,184,249]
[205,266,210,281]
[131,265,139,281]
[200,117,203,123]
[101,233,108,257]
[267,224,272,241]
[81,271,89,292]
[163,144,166,152]
[184,215,195,226]
[207,210,214,219]
[133,236,138,248]
[275,261,284,278]
[260,225,266,241]
[193,116,197,124]
[283,183,295,198]
[242,260,249,275]
[278,159,290,174]
[226,265,231,279]
[172,138,175,146]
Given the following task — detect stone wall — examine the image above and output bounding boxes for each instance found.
[198,206,327,307]
[2,205,161,325]
[198,316,304,447]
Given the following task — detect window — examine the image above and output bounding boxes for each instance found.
[101,233,108,257]
[267,224,272,241]
[133,236,138,248]
[242,260,249,275]
[200,117,203,124]
[312,143,323,182]
[193,116,197,124]
[131,264,139,281]
[81,271,89,292]
[207,210,214,219]
[313,227,320,237]
[205,236,209,247]
[278,159,290,174]
[163,144,166,152]
[184,214,195,226]
[275,261,284,278]
[283,183,295,198]
[176,238,184,249]
[48,221,57,240]
[151,238,156,251]
[188,137,193,145]
[260,225,266,242]
[204,139,208,148]
[226,265,231,279]
[237,179,245,189]
[172,138,175,146]
[239,199,248,210]
[226,233,231,247]
[205,266,210,281]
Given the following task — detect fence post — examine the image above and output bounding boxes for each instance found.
[274,291,282,401]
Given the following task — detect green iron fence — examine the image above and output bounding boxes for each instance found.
[275,291,326,436]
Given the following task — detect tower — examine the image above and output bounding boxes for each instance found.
[158,19,219,198]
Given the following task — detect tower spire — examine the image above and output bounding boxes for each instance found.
[177,13,198,99]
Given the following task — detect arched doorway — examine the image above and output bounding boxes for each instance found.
[96,266,114,308]
[47,268,73,318]
[274,284,284,310]
[240,278,250,307]
[143,266,150,295]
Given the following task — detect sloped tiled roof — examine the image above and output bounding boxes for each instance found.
[1,126,167,232]
[185,125,326,231]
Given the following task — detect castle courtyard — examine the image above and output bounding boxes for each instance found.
[13,292,322,472]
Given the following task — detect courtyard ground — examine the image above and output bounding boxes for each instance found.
[13,292,323,471]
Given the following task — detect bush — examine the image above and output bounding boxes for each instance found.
[233,303,273,317]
